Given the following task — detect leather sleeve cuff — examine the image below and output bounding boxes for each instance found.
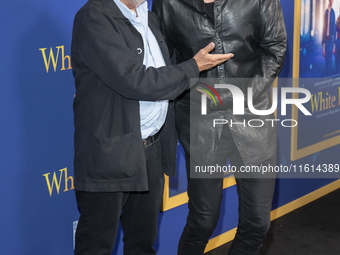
[178,58,199,88]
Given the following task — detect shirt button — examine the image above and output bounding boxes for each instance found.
[216,32,219,37]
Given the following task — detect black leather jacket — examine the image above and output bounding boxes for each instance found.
[153,0,287,166]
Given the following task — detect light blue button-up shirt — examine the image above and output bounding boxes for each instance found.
[113,0,168,139]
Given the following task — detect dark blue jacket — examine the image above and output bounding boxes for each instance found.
[71,0,199,192]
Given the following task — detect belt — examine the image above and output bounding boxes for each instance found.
[142,131,161,148]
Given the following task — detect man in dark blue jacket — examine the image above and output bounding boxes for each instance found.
[71,0,233,254]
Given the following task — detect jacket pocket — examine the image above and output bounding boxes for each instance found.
[91,132,140,179]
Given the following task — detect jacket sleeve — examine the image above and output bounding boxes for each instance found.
[260,0,287,76]
[253,0,287,101]
[72,7,199,101]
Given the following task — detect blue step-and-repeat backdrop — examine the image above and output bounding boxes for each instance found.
[1,0,339,254]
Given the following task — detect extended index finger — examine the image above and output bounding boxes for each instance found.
[212,53,234,61]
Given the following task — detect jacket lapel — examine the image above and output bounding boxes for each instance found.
[148,13,171,66]
[100,0,171,66]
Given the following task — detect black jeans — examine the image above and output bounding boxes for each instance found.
[178,126,276,255]
[74,138,164,255]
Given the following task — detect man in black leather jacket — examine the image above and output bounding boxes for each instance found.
[153,0,287,254]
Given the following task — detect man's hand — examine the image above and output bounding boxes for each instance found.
[193,42,234,72]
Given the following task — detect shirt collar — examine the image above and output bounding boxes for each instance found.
[112,0,148,20]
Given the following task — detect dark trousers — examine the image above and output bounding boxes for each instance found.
[74,138,164,255]
[178,126,276,255]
